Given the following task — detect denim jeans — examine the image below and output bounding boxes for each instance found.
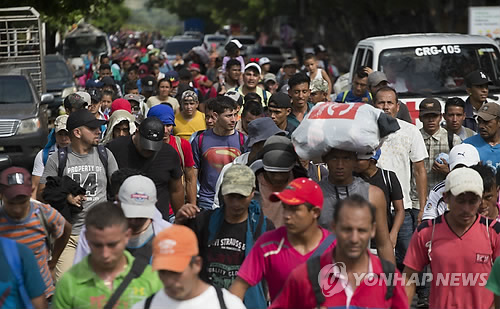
[395,208,420,272]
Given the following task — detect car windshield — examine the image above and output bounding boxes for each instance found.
[378,44,500,96]
[0,76,33,104]
[206,36,226,43]
[165,41,201,55]
[63,36,108,58]
[45,60,72,80]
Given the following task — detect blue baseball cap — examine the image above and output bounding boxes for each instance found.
[371,149,381,161]
[147,104,175,126]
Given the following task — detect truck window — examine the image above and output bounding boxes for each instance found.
[353,48,365,71]
[378,44,500,96]
[64,36,108,58]
[0,76,33,104]
[364,49,373,68]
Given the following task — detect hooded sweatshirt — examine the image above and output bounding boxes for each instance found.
[101,110,136,145]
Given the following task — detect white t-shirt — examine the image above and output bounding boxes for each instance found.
[377,119,428,209]
[422,180,447,220]
[32,145,57,177]
[132,286,246,309]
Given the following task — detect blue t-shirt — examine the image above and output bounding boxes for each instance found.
[191,129,246,209]
[335,90,372,104]
[0,240,46,308]
[463,135,500,170]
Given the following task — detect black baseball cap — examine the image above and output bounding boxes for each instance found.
[63,93,87,110]
[67,109,106,132]
[141,76,156,92]
[101,76,116,86]
[465,70,491,87]
[139,117,164,151]
[268,92,291,109]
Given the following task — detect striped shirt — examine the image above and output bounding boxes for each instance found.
[0,200,66,297]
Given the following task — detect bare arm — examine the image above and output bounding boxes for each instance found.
[48,220,72,269]
[390,199,405,248]
[32,294,48,309]
[413,160,428,224]
[184,166,197,205]
[369,185,395,265]
[321,69,333,97]
[31,175,41,200]
[36,183,46,203]
[403,265,418,305]
[169,177,185,214]
[229,276,251,301]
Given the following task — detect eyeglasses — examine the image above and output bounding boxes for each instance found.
[7,172,25,185]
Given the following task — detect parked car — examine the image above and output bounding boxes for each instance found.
[44,54,76,118]
[203,34,227,50]
[246,45,285,74]
[164,36,202,63]
[226,35,256,48]
[0,72,52,169]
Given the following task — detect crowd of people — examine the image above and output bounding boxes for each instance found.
[1,37,500,309]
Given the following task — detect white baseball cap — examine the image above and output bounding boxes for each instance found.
[258,57,271,66]
[445,168,483,198]
[118,175,157,219]
[75,91,91,106]
[448,144,480,170]
[244,62,261,75]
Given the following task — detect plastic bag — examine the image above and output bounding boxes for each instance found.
[291,102,400,160]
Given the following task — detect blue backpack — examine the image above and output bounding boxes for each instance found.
[0,238,34,309]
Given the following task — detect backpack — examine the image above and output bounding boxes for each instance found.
[143,286,227,309]
[234,86,268,104]
[197,130,245,154]
[173,136,185,168]
[306,254,395,306]
[0,238,34,309]
[57,145,111,200]
[380,169,394,229]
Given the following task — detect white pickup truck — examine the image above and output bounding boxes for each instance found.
[340,33,500,123]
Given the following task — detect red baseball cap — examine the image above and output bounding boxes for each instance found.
[111,98,132,115]
[270,177,323,209]
[0,167,32,200]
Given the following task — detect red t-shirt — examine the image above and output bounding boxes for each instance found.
[270,249,409,309]
[168,135,195,168]
[404,214,500,309]
[236,226,335,301]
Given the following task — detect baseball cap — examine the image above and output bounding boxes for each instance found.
[0,167,32,200]
[283,59,298,68]
[445,167,483,198]
[419,98,441,116]
[66,109,106,132]
[188,63,201,72]
[225,39,243,51]
[258,57,271,66]
[263,73,277,84]
[75,91,91,106]
[225,90,243,107]
[138,116,164,151]
[270,177,324,208]
[181,90,198,102]
[465,70,490,87]
[64,93,87,110]
[152,225,199,272]
[268,92,291,109]
[367,71,388,87]
[310,79,328,93]
[221,164,256,196]
[118,175,157,219]
[123,93,143,103]
[165,71,180,87]
[141,76,156,92]
[371,149,382,161]
[262,135,296,172]
[448,143,480,170]
[147,104,175,126]
[245,117,286,148]
[111,98,132,114]
[476,102,500,121]
[54,115,69,133]
[244,63,261,75]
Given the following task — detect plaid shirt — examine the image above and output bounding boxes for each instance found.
[421,127,462,191]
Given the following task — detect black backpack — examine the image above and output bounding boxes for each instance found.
[306,256,396,306]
